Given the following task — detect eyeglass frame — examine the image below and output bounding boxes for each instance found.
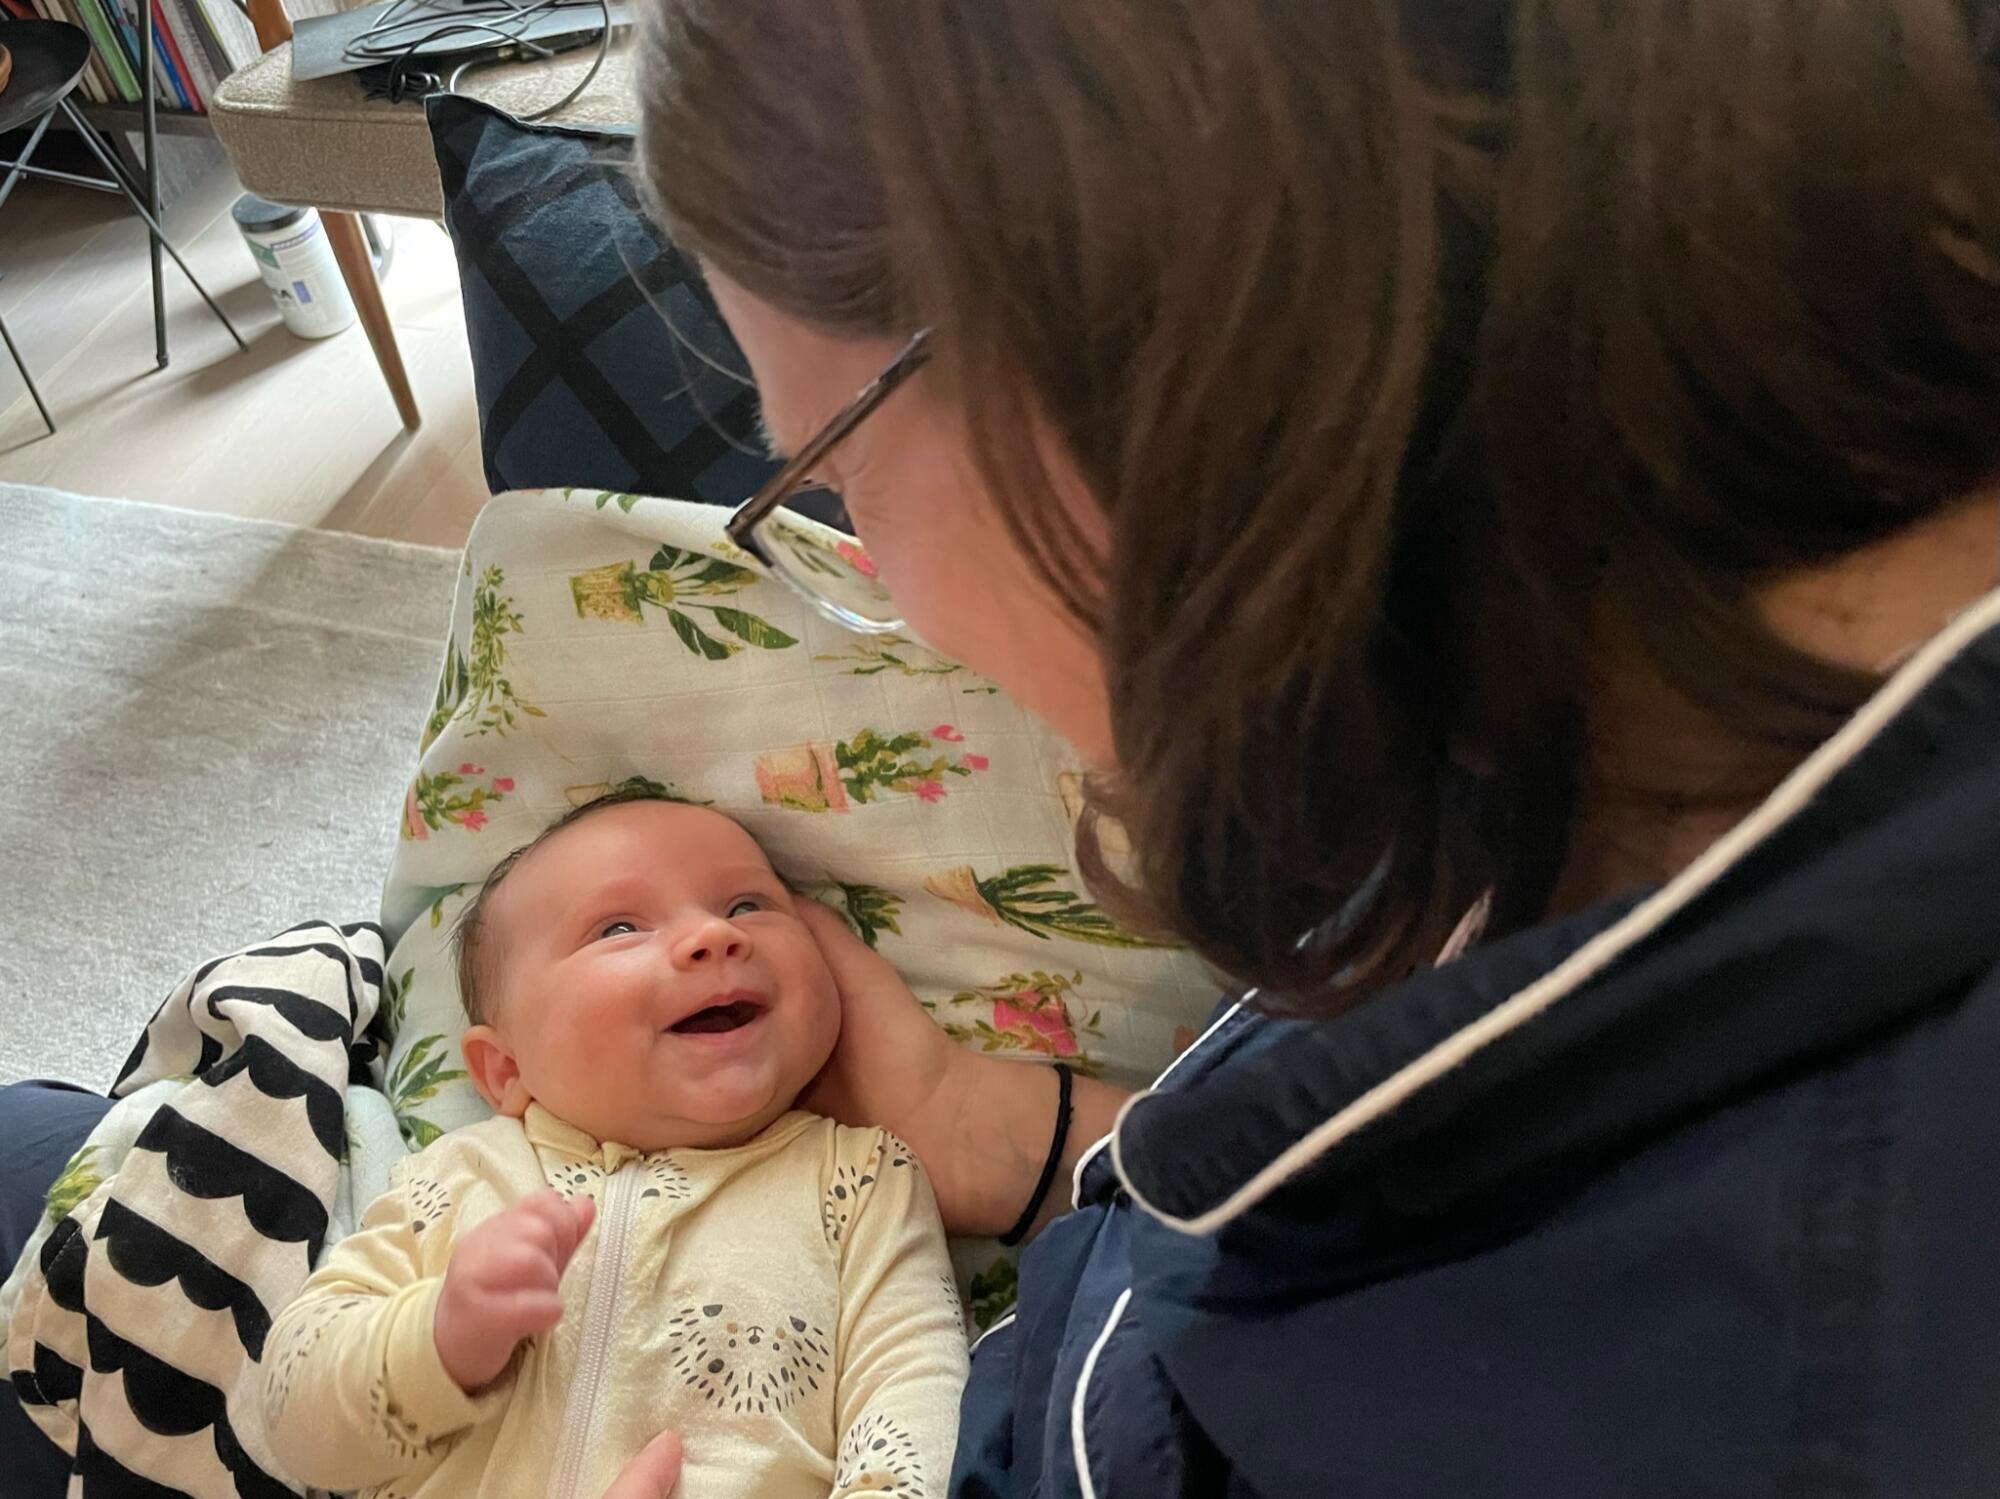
[725,328,933,632]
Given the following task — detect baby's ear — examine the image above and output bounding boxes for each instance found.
[461,1026,531,1117]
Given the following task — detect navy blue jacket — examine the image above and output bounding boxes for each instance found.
[953,599,2000,1499]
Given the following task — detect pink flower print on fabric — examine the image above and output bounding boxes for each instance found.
[402,767,510,839]
[402,788,429,842]
[766,727,988,810]
[991,990,1081,1057]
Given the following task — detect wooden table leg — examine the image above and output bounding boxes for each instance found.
[323,209,420,431]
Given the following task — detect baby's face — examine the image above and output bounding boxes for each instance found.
[469,801,840,1150]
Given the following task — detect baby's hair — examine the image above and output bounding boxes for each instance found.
[451,784,688,1025]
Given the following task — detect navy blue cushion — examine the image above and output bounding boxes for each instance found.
[0,1081,113,1493]
[427,93,782,505]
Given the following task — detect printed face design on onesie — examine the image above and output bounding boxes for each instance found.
[665,1302,832,1415]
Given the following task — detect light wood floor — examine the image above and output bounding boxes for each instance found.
[0,158,488,548]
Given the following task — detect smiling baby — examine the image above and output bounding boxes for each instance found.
[261,791,967,1499]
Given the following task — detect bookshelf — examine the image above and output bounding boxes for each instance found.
[78,99,212,132]
[16,0,264,118]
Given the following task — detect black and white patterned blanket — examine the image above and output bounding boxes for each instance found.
[3,920,390,1495]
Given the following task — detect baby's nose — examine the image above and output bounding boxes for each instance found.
[671,915,747,969]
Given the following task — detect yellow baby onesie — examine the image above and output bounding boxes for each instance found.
[261,1106,967,1499]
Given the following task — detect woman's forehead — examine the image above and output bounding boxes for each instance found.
[705,267,904,459]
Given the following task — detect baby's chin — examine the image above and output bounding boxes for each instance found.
[635,1066,806,1146]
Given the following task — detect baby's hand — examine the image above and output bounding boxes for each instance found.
[434,1189,595,1393]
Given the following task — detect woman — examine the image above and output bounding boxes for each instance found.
[644,0,2000,1494]
[8,0,2000,1491]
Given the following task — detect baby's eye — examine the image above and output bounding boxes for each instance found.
[597,920,638,940]
[726,897,766,919]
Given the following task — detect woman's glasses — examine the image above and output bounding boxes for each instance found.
[725,329,932,633]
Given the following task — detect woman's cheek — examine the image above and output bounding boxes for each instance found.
[863,520,1000,662]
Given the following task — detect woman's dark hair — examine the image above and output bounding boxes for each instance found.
[639,0,2000,1011]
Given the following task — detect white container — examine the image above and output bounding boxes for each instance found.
[232,195,358,340]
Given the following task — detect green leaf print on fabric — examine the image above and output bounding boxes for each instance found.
[835,728,965,805]
[426,887,466,930]
[457,566,546,737]
[923,864,1162,947]
[925,970,1104,1075]
[388,1034,467,1150]
[756,725,989,811]
[967,1256,1019,1332]
[592,492,642,513]
[668,608,733,659]
[376,966,413,1042]
[568,548,796,660]
[813,635,964,680]
[422,643,470,750]
[806,880,905,949]
[43,1144,103,1226]
[403,763,513,839]
[709,606,795,650]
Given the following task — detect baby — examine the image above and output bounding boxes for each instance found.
[262,792,968,1499]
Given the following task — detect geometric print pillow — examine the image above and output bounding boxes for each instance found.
[429,94,783,507]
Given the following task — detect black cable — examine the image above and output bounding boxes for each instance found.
[444,0,612,121]
[344,0,569,63]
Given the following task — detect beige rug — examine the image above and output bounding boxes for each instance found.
[0,484,460,1088]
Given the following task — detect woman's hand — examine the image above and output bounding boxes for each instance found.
[799,901,1132,1239]
[798,901,961,1136]
[603,1430,682,1498]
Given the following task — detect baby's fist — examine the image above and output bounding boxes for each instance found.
[434,1189,595,1393]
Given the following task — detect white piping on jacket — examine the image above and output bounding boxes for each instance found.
[970,1311,1016,1357]
[1070,1000,1248,1211]
[1072,1003,1240,1215]
[1112,587,2000,1238]
[1071,1287,1133,1499]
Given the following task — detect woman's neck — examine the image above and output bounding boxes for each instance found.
[1554,491,2000,912]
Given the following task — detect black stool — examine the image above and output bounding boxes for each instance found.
[0,20,245,433]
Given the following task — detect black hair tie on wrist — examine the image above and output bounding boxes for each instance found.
[999,1062,1073,1247]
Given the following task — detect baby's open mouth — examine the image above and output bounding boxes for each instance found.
[669,998,766,1035]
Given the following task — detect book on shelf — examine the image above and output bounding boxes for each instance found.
[188,0,258,75]
[3,0,357,115]
[156,14,201,108]
[71,0,139,100]
[1,0,248,113]
[41,0,118,103]
[157,0,219,102]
